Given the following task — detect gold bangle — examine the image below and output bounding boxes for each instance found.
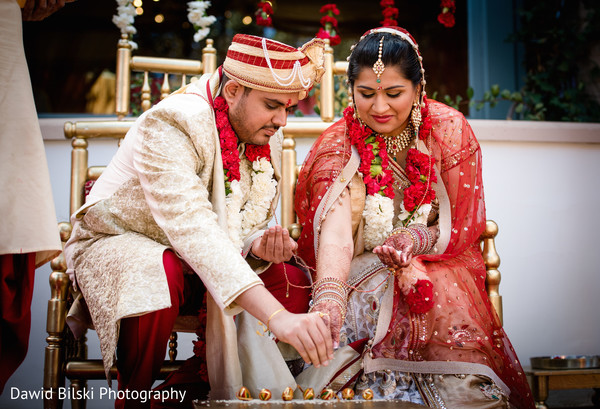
[267,307,286,331]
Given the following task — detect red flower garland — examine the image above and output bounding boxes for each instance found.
[405,279,435,313]
[343,98,434,202]
[316,4,341,46]
[437,0,456,28]
[255,1,273,27]
[403,148,437,212]
[344,106,394,198]
[380,0,398,27]
[418,96,432,141]
[213,96,270,195]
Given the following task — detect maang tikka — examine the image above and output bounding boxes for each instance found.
[372,36,385,83]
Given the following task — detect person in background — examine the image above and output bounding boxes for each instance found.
[0,0,69,394]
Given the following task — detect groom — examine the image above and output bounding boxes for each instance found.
[64,34,330,408]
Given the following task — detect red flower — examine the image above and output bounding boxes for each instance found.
[316,3,341,46]
[245,143,271,163]
[320,15,338,27]
[381,17,398,27]
[406,279,434,313]
[255,1,273,27]
[437,0,456,28]
[437,11,455,28]
[380,0,398,27]
[440,0,456,10]
[316,28,341,46]
[319,4,339,15]
[214,96,269,194]
[365,177,380,196]
[256,14,272,26]
[258,1,273,13]
[381,6,398,18]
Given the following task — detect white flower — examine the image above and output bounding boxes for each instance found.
[113,1,138,49]
[188,1,216,42]
[362,194,394,250]
[226,180,244,249]
[241,158,277,237]
[396,202,432,228]
[193,27,212,43]
[225,158,277,250]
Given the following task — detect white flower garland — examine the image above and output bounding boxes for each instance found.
[241,158,277,237]
[113,0,138,49]
[112,1,216,47]
[226,158,277,250]
[363,195,433,250]
[187,1,217,43]
[362,194,395,250]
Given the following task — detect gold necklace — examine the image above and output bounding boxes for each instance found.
[380,123,415,156]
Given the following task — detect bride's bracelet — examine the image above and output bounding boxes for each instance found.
[310,277,348,321]
[389,224,435,254]
[309,296,347,321]
[389,226,421,252]
[410,223,435,254]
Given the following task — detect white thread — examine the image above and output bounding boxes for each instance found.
[261,38,312,89]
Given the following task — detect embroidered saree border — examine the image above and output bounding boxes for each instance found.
[363,356,510,398]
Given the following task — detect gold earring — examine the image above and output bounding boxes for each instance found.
[411,102,422,131]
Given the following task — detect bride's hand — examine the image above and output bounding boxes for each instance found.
[310,300,344,349]
[373,233,413,269]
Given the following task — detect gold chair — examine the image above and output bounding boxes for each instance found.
[43,36,217,409]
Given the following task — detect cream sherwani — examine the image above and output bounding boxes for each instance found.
[64,72,296,398]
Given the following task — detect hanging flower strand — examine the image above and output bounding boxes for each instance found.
[379,0,398,27]
[188,1,217,42]
[113,0,137,49]
[255,1,273,27]
[316,4,341,46]
[437,0,456,28]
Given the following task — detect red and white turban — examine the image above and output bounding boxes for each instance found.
[223,34,325,99]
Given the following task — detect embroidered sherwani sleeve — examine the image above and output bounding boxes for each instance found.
[132,102,262,311]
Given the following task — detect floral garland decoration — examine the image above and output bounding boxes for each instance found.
[379,0,399,27]
[255,1,273,27]
[316,4,341,46]
[187,1,217,42]
[397,148,437,226]
[437,0,456,28]
[112,0,137,49]
[213,96,277,249]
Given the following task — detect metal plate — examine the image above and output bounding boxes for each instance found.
[530,355,600,370]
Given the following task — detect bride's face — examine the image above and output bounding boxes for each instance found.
[353,65,419,136]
